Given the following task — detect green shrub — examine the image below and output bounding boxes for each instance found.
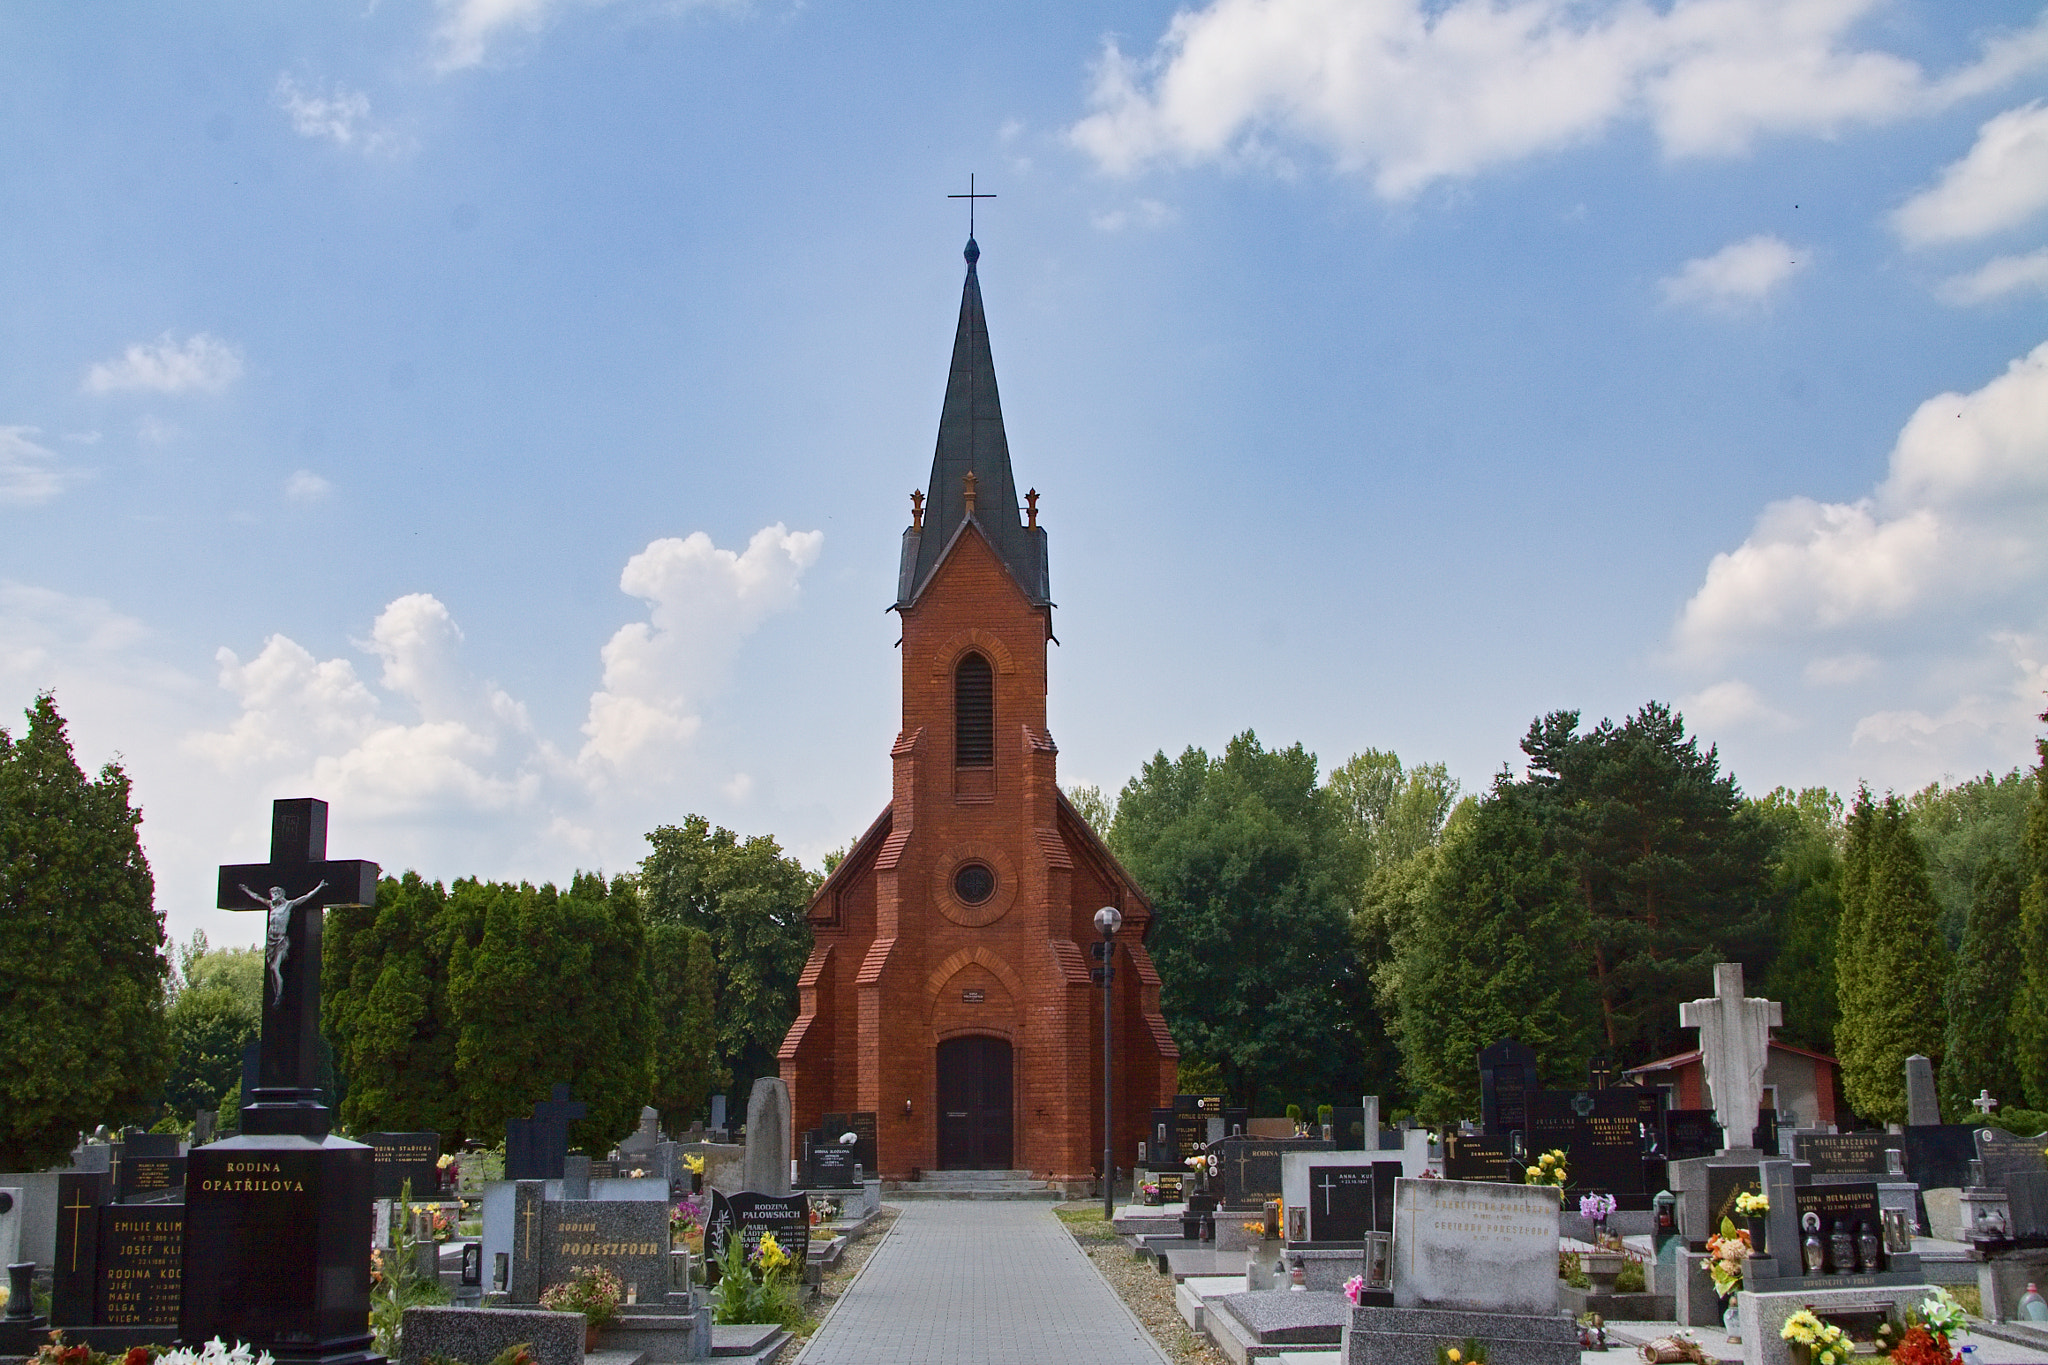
[1615,1260,1645,1293]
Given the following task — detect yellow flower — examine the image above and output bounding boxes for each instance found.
[1540,1153,1558,1168]
[1526,1167,1542,1181]
[1448,1350,1461,1361]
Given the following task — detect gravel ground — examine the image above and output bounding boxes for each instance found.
[1055,1202,1231,1365]
[786,1206,901,1351]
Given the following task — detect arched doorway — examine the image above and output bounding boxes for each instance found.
[936,1035,1013,1169]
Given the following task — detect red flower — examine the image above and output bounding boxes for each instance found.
[1889,1325,1960,1365]
[123,1347,155,1365]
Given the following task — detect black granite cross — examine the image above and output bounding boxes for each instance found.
[506,1084,588,1179]
[216,797,378,1137]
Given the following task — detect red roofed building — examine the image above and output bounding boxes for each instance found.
[1626,1040,1843,1132]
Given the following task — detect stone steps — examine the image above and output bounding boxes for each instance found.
[880,1168,1065,1200]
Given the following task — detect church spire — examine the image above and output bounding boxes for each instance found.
[896,238,1050,609]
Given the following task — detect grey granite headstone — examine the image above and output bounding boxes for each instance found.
[400,1305,583,1365]
[743,1077,791,1196]
[0,1187,21,1266]
[560,1154,591,1200]
[72,1144,112,1174]
[619,1106,663,1157]
[539,1199,669,1305]
[1977,1128,2048,1187]
[1341,1304,1579,1365]
[508,1180,543,1303]
[1905,1055,1941,1128]
[1390,1176,1559,1315]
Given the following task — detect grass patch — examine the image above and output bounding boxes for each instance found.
[1951,1284,1983,1318]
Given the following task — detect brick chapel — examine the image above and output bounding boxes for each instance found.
[777,236,1179,1181]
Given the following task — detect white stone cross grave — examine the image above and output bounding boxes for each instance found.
[1679,962,1781,1154]
[1974,1090,2000,1116]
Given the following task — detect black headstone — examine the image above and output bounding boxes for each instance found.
[1527,1088,1657,1198]
[1478,1039,1539,1135]
[506,1085,586,1181]
[1216,1136,1332,1211]
[1899,1125,1979,1191]
[703,1189,811,1284]
[1443,1133,1516,1183]
[1305,1167,1374,1243]
[1793,1182,1886,1275]
[1793,1133,1893,1176]
[117,1155,186,1204]
[1662,1110,1721,1161]
[52,1172,108,1328]
[1329,1107,1367,1151]
[808,1144,857,1189]
[95,1205,184,1328]
[364,1132,441,1200]
[1977,1128,2048,1188]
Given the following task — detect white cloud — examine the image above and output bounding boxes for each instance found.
[1092,199,1178,232]
[1661,234,1807,310]
[1675,338,2048,660]
[581,524,823,771]
[1939,248,2048,304]
[434,0,567,71]
[0,427,71,506]
[1804,653,1878,686]
[273,75,407,154]
[1894,102,2048,245]
[1068,0,2048,197]
[1847,631,2048,771]
[84,333,243,396]
[286,470,333,503]
[1678,679,1795,732]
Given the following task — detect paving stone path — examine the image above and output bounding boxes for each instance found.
[793,1200,1172,1364]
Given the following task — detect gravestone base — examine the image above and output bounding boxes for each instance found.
[1735,1283,1930,1365]
[1556,1286,1674,1321]
[398,1306,583,1365]
[1671,1249,1723,1327]
[1340,1304,1578,1365]
[1974,1248,2048,1322]
[603,1303,711,1361]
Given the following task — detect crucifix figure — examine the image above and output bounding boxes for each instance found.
[240,880,328,1006]
[1974,1089,2000,1117]
[1679,962,1782,1153]
[216,797,377,1137]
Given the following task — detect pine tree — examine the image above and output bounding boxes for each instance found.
[1393,782,1595,1123]
[1835,789,1950,1123]
[646,918,720,1132]
[2013,715,2048,1108]
[1939,855,2025,1119]
[0,694,169,1169]
[1754,787,1845,1054]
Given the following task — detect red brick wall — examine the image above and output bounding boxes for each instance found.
[779,523,1178,1179]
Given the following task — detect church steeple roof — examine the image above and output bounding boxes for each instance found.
[897,237,1050,609]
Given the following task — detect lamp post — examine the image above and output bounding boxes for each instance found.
[1094,905,1123,1221]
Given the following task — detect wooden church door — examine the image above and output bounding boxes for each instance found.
[936,1035,1014,1169]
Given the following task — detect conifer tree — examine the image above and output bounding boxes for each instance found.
[1834,789,1950,1122]
[325,872,480,1143]
[0,694,169,1169]
[645,919,720,1132]
[1393,783,1595,1123]
[1939,855,2025,1119]
[2013,713,2048,1108]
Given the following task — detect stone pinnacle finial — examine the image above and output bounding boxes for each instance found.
[1026,488,1039,528]
[962,470,978,514]
[910,489,924,530]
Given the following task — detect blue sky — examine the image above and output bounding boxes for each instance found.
[4,0,2047,950]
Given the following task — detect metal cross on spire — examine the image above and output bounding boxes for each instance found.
[948,173,996,236]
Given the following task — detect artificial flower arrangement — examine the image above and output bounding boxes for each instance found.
[684,1153,706,1176]
[1185,1152,1219,1178]
[1525,1150,1568,1189]
[1780,1309,1851,1365]
[540,1265,624,1331]
[1344,1274,1365,1306]
[1705,1218,1753,1298]
[1735,1191,1769,1217]
[671,1193,706,1254]
[32,1336,279,1365]
[1873,1289,1972,1365]
[1578,1193,1617,1222]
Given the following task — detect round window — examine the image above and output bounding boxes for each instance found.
[953,862,996,905]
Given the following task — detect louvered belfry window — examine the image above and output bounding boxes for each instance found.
[955,651,994,767]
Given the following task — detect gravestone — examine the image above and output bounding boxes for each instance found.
[538,1199,669,1305]
[1975,1129,2048,1238]
[807,1143,856,1190]
[1391,1176,1560,1315]
[1478,1039,1539,1136]
[1904,1055,1941,1128]
[709,1095,726,1132]
[365,1133,441,1201]
[1680,963,1781,1152]
[1216,1136,1332,1211]
[1792,1183,1889,1275]
[1663,1110,1720,1161]
[508,1181,544,1303]
[181,796,381,1365]
[618,1106,663,1158]
[742,1077,792,1195]
[703,1189,809,1285]
[115,1151,185,1204]
[1304,1163,1402,1244]
[1527,1088,1657,1199]
[560,1154,591,1200]
[506,1086,586,1181]
[0,1186,22,1266]
[1329,1106,1367,1150]
[1442,1133,1515,1183]
[1794,1133,1893,1178]
[52,1172,109,1330]
[819,1112,878,1178]
[94,1206,184,1328]
[1899,1125,1979,1191]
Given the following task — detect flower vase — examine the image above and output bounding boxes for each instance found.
[1788,1346,1808,1365]
[1745,1217,1766,1256]
[691,1172,703,1194]
[1722,1300,1741,1342]
[585,1323,602,1352]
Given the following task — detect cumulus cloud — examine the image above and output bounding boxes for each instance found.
[0,427,72,506]
[84,333,243,396]
[1894,102,2048,246]
[581,524,823,771]
[1939,248,2048,304]
[1677,679,1795,733]
[1675,339,2048,660]
[434,0,566,71]
[286,470,332,503]
[273,75,409,155]
[1661,234,1807,310]
[1092,199,1178,232]
[1068,0,2048,197]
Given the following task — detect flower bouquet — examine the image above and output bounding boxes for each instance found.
[1705,1218,1752,1300]
[542,1265,625,1340]
[1525,1150,1568,1191]
[1780,1309,1851,1365]
[1579,1192,1617,1246]
[1874,1289,1971,1365]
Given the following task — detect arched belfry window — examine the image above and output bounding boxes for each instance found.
[955,652,994,767]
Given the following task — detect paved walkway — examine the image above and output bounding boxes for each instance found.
[793,1201,1171,1365]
